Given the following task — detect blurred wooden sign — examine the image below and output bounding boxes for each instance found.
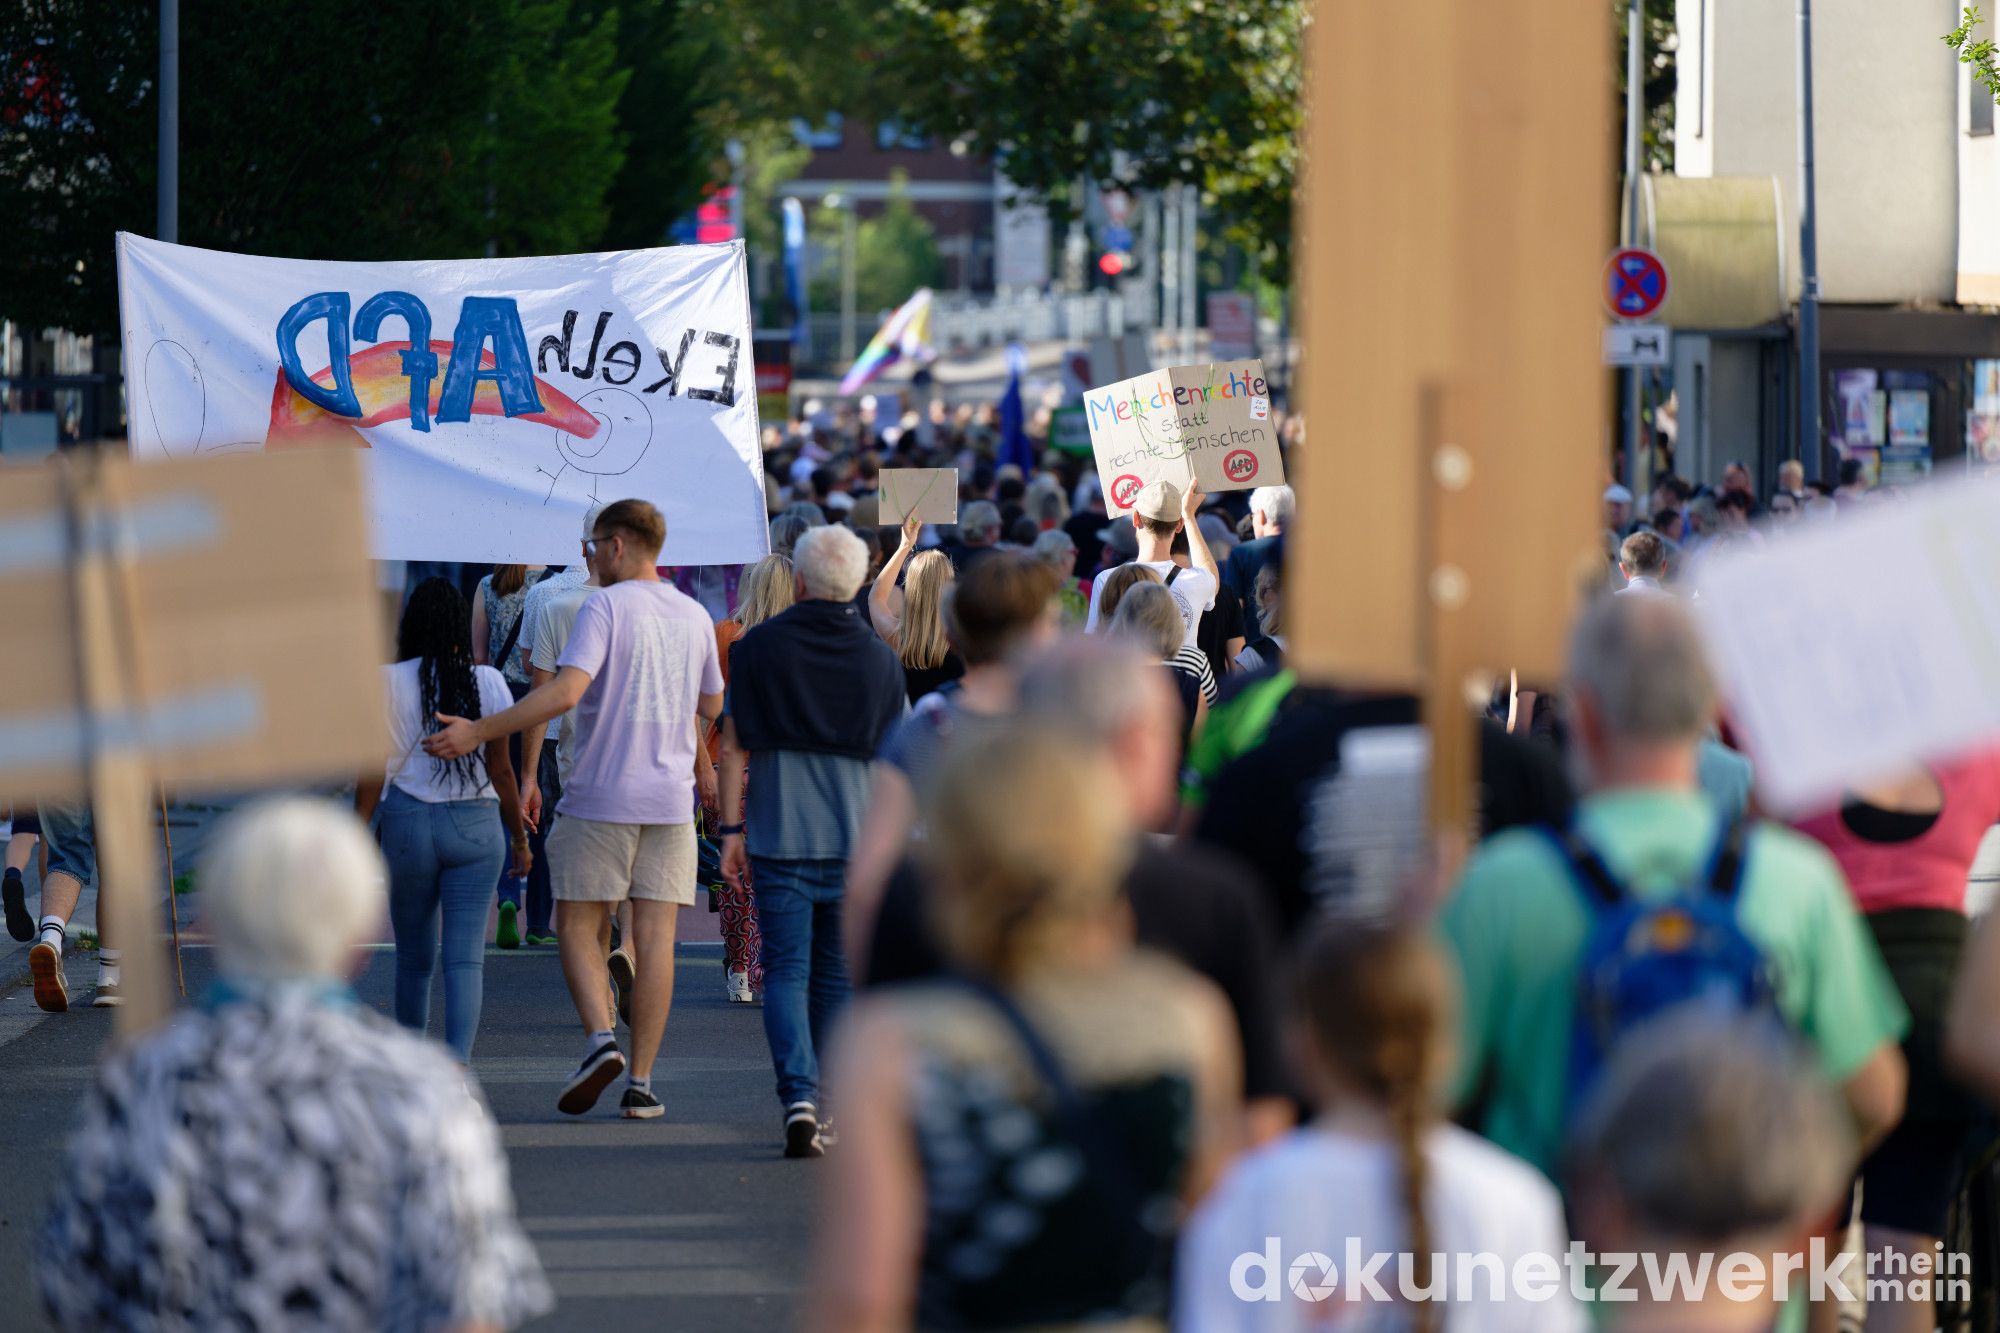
[1290,0,1609,830]
[0,449,388,803]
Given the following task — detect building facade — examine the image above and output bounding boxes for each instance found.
[1670,0,2000,487]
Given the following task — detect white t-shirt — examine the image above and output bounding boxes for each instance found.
[1176,1123,1586,1333]
[517,569,588,738]
[382,659,515,803]
[530,580,598,788]
[1084,559,1217,652]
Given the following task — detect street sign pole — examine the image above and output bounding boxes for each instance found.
[1797,0,1824,483]
[1622,0,1644,505]
[158,0,177,243]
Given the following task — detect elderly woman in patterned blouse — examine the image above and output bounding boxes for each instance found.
[37,798,552,1333]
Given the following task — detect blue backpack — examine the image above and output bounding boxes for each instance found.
[1557,816,1778,1118]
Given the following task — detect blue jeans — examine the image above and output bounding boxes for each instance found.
[380,787,505,1060]
[39,802,95,888]
[752,857,851,1109]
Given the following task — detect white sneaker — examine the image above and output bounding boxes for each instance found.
[726,970,754,1003]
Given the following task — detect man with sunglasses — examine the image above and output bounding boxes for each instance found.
[427,499,724,1121]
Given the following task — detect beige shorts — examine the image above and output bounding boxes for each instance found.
[547,816,696,906]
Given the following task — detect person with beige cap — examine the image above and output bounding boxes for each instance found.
[1082,477,1219,653]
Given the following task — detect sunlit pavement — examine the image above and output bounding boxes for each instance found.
[0,932,812,1331]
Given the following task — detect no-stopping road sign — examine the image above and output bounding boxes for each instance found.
[1604,247,1669,321]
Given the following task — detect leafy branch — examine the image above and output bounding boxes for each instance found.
[1947,6,2000,101]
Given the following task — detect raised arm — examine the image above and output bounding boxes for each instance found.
[1182,480,1219,587]
[869,516,923,643]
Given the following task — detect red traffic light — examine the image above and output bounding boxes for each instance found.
[1098,252,1127,277]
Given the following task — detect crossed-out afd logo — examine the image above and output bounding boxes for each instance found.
[1287,1251,1338,1302]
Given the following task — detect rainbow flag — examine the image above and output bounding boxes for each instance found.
[839,288,936,395]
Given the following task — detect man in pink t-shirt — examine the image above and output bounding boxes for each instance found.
[427,500,724,1121]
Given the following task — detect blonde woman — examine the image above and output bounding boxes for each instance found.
[707,553,793,1003]
[869,516,966,703]
[810,728,1241,1332]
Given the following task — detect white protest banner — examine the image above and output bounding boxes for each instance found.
[1083,358,1283,514]
[878,468,959,525]
[1689,474,2000,813]
[116,234,769,566]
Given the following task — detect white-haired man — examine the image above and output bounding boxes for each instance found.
[718,524,907,1156]
[1223,483,1293,604]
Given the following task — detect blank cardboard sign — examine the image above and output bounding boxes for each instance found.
[1690,474,2000,814]
[0,448,388,804]
[878,468,960,525]
[1083,359,1282,513]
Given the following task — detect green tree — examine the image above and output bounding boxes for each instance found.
[1947,6,2000,100]
[0,0,628,336]
[593,0,728,249]
[737,124,812,325]
[1615,0,1677,180]
[860,0,1306,281]
[811,172,944,316]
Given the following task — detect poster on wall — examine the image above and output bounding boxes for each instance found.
[116,234,770,566]
[1889,390,1931,448]
[1836,369,1882,447]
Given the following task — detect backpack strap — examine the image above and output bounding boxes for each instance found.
[1165,564,1182,587]
[1556,810,1752,907]
[1556,825,1627,907]
[1704,813,1752,899]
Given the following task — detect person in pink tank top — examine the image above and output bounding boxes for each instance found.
[1794,743,2000,1333]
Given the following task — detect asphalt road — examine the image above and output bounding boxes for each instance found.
[0,935,815,1331]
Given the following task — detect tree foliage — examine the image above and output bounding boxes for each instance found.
[856,0,1306,281]
[1615,0,1678,178]
[0,0,634,335]
[811,172,944,316]
[1947,6,2000,101]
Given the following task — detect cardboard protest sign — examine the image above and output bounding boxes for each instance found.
[878,468,960,525]
[1690,473,2000,814]
[1083,359,1282,514]
[0,447,389,1032]
[0,449,388,805]
[116,234,770,566]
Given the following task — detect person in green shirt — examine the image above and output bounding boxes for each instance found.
[1442,594,1909,1181]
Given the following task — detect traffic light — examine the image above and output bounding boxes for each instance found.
[1097,251,1127,277]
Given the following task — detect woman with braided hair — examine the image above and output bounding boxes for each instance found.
[357,578,529,1062]
[1176,924,1585,1331]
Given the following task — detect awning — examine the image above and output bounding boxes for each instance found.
[1639,175,1787,331]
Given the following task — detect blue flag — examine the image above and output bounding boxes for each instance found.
[782,198,809,350]
[998,342,1033,473]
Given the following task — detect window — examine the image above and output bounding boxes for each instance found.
[874,120,932,151]
[791,114,845,150]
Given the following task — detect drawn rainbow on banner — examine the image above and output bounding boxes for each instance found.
[267,341,601,449]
